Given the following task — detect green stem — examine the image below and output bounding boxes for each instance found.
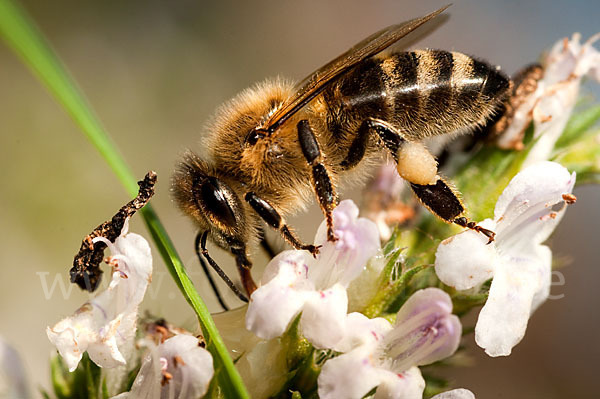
[0,1,248,397]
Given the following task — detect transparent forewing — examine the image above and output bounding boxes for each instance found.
[262,5,450,133]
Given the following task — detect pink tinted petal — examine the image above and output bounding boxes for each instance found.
[247,251,315,339]
[333,312,392,353]
[301,284,348,349]
[259,250,312,285]
[475,255,543,357]
[311,200,381,288]
[314,199,359,244]
[435,223,496,290]
[246,274,308,340]
[374,366,425,399]
[387,289,461,371]
[432,388,476,399]
[318,345,386,399]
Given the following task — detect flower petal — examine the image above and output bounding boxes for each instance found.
[301,284,349,348]
[432,388,476,399]
[435,221,496,291]
[386,289,461,371]
[318,345,387,399]
[311,200,381,288]
[115,335,213,399]
[333,312,392,353]
[373,366,425,399]
[475,249,548,356]
[161,335,214,398]
[493,161,575,254]
[531,245,553,312]
[499,33,600,161]
[246,252,311,340]
[47,230,152,371]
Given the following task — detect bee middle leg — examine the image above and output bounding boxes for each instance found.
[245,192,321,256]
[297,119,338,242]
[343,118,495,242]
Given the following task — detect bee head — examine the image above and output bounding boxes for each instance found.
[172,152,250,250]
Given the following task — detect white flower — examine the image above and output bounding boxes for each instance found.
[318,288,461,399]
[498,33,600,164]
[113,334,214,399]
[246,200,380,348]
[435,161,576,356]
[47,220,152,371]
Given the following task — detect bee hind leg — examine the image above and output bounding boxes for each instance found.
[245,192,321,256]
[351,118,496,242]
[410,179,495,243]
[297,120,338,242]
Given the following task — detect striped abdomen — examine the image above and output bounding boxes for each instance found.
[322,50,510,141]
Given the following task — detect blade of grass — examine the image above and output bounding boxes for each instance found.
[0,1,249,397]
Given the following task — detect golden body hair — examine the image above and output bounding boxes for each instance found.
[172,7,510,299]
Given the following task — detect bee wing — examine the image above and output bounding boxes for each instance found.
[261,5,450,133]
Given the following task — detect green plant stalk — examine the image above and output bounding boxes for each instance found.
[0,1,249,397]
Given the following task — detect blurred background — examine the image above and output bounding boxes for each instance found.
[1,0,599,397]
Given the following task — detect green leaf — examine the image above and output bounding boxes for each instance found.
[50,354,71,399]
[555,105,600,149]
[553,131,600,184]
[362,262,430,318]
[0,1,248,397]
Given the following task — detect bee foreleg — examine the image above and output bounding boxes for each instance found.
[297,120,339,242]
[245,192,321,256]
[194,232,230,311]
[198,231,249,302]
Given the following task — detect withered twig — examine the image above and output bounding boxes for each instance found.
[69,171,157,292]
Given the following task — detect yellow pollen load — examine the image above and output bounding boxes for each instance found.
[396,141,438,185]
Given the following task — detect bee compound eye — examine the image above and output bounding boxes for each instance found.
[196,178,238,229]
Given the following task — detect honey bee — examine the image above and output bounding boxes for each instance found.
[172,6,510,301]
